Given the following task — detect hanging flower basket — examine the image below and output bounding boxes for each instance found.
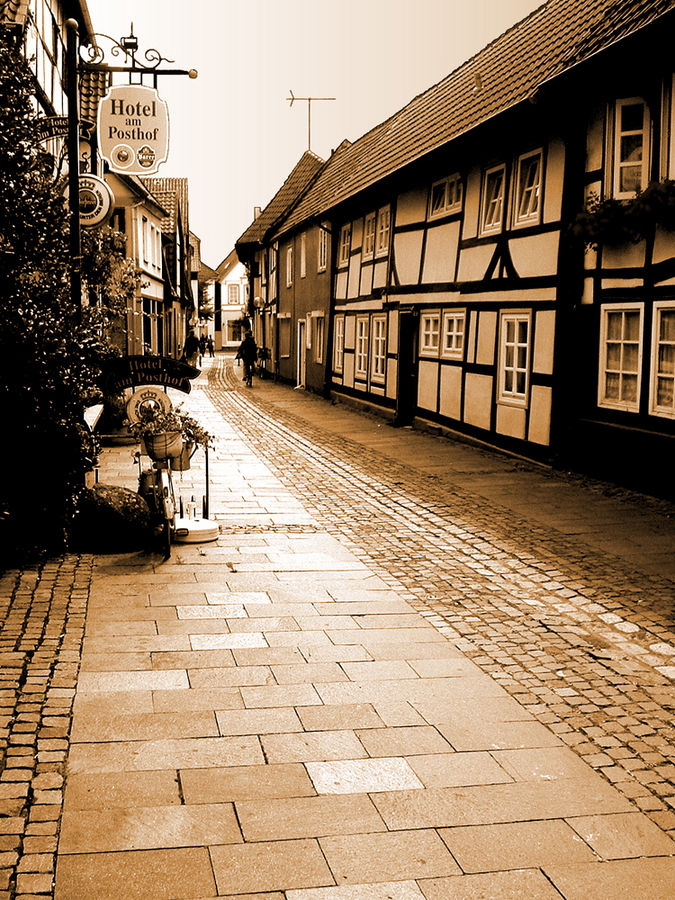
[144,431,183,460]
[170,441,195,471]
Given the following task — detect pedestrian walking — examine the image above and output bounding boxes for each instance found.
[181,330,200,367]
[235,330,258,387]
[207,336,215,358]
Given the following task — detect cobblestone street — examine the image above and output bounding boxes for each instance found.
[4,355,675,898]
[204,359,675,834]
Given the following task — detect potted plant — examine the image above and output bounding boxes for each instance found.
[127,406,213,467]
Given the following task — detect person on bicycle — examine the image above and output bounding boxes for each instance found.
[235,330,258,385]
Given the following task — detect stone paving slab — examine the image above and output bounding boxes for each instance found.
[46,359,675,898]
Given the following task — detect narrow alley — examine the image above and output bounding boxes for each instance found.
[44,356,675,897]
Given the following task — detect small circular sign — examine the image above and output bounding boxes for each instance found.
[137,145,156,169]
[126,387,173,424]
[111,143,135,169]
[74,175,114,229]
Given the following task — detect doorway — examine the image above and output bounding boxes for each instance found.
[296,320,306,387]
[394,310,419,425]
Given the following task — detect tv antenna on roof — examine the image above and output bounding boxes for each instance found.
[287,90,336,151]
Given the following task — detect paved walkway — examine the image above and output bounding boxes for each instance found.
[52,357,675,898]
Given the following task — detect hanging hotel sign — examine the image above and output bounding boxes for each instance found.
[97,85,169,175]
[101,355,199,395]
[78,174,114,228]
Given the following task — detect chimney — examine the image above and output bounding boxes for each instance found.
[253,206,262,219]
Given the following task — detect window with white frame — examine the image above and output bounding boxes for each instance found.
[513,150,542,226]
[480,164,506,235]
[420,312,441,355]
[279,316,291,357]
[375,206,391,257]
[228,284,239,306]
[300,232,306,278]
[499,312,530,405]
[333,315,345,372]
[650,302,675,418]
[598,304,643,411]
[269,246,277,297]
[142,216,149,263]
[613,98,650,198]
[318,227,328,272]
[338,223,351,266]
[429,174,463,219]
[371,316,386,382]
[355,317,369,377]
[312,315,325,363]
[286,246,293,287]
[363,212,376,260]
[442,310,466,359]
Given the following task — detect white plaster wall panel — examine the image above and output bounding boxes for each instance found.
[343,353,355,389]
[462,168,481,239]
[396,188,427,226]
[335,271,348,300]
[371,385,385,397]
[602,241,645,270]
[345,315,356,350]
[509,232,559,278]
[417,360,439,412]
[543,138,565,224]
[581,276,594,304]
[457,243,495,283]
[373,260,388,289]
[463,373,493,430]
[352,218,363,249]
[466,310,477,364]
[533,309,556,375]
[393,231,424,285]
[602,277,643,289]
[653,226,675,264]
[439,365,462,420]
[584,246,597,272]
[348,255,362,298]
[388,310,399,355]
[386,358,398,398]
[586,105,605,172]
[360,264,374,296]
[476,310,497,367]
[528,385,552,446]
[422,221,460,284]
[496,404,527,440]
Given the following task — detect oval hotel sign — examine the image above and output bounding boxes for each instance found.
[98,85,169,176]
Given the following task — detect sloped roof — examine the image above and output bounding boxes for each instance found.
[1,0,94,42]
[216,249,239,276]
[277,0,674,235]
[142,177,189,236]
[79,67,110,124]
[199,262,218,282]
[236,150,324,248]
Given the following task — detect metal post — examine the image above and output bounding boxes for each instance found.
[65,19,82,320]
[204,446,210,519]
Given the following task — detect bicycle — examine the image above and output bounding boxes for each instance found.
[242,360,254,387]
[138,458,176,559]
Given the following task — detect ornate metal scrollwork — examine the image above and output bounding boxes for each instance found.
[79,25,175,71]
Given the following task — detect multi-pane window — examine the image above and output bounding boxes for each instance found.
[420,312,440,354]
[651,303,675,418]
[598,304,642,411]
[363,213,376,260]
[614,99,649,197]
[142,216,149,263]
[514,150,542,226]
[375,206,391,257]
[480,165,506,235]
[429,174,463,219]
[442,311,465,359]
[333,316,345,372]
[355,317,369,377]
[300,233,306,278]
[338,224,351,266]
[286,246,293,287]
[499,313,530,404]
[269,247,277,298]
[228,284,239,306]
[318,227,328,272]
[371,316,386,382]
[313,315,325,364]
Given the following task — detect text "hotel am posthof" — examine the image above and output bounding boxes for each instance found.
[98,85,170,176]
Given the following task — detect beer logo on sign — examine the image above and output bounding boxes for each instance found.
[137,145,156,169]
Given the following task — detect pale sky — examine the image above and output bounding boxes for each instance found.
[85,0,542,267]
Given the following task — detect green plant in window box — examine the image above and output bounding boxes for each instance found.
[571,180,675,249]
